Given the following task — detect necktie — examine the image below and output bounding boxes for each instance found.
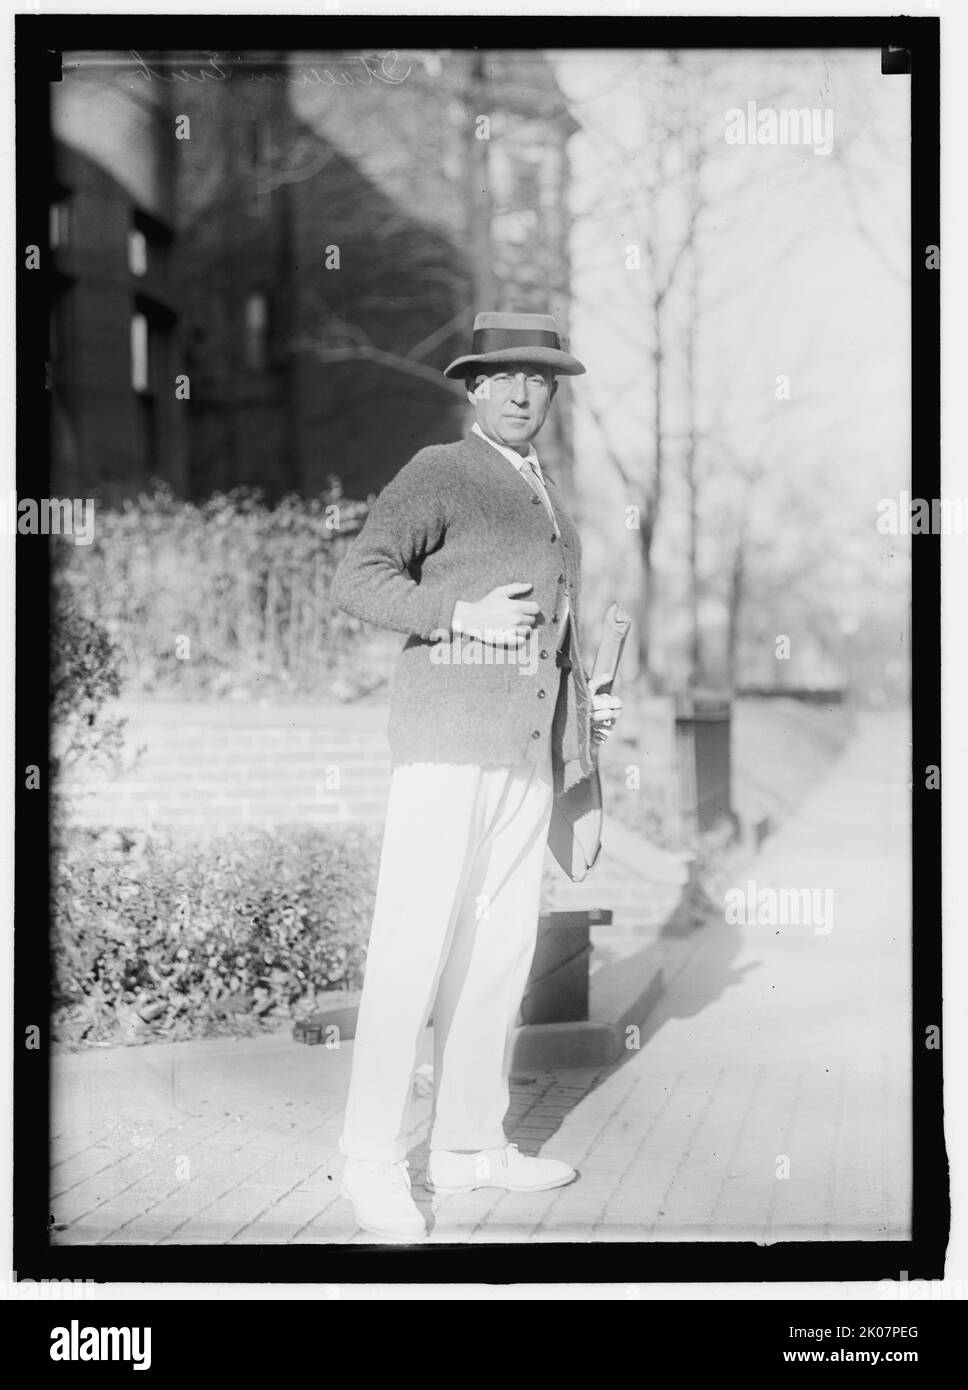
[520,458,569,647]
[521,458,558,534]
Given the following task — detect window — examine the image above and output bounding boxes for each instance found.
[130,209,173,278]
[49,198,70,249]
[138,394,157,479]
[131,300,172,480]
[50,283,73,374]
[131,313,149,392]
[128,227,148,277]
[512,160,541,210]
[246,120,273,217]
[244,292,269,371]
[247,119,272,167]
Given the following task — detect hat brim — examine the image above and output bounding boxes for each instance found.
[444,346,586,380]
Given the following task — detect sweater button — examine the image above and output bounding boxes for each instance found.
[538,689,546,699]
[531,496,541,505]
[558,573,565,583]
[539,650,548,660]
[531,730,541,739]
[549,535,557,543]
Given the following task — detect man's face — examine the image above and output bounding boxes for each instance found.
[467,363,558,454]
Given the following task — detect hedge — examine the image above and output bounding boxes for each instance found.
[52,824,382,1048]
[53,484,381,701]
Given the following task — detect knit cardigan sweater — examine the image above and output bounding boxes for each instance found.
[330,430,595,793]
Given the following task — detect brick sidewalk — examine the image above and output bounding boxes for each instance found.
[51,709,909,1245]
[528,707,911,1244]
[50,1033,611,1245]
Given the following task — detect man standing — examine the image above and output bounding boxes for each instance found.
[330,312,620,1240]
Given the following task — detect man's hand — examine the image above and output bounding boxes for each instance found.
[451,582,540,647]
[588,672,622,748]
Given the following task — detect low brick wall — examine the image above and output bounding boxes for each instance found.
[57,695,679,837]
[59,699,395,832]
[57,693,850,843]
[56,696,683,928]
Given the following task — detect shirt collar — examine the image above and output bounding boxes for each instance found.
[471,421,540,474]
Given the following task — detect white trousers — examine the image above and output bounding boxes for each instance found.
[339,742,555,1162]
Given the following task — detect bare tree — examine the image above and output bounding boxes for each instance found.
[563,47,901,692]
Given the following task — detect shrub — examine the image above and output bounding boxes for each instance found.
[52,824,382,1048]
[49,574,128,785]
[54,483,385,701]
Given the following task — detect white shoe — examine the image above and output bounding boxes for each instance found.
[427,1143,577,1195]
[340,1158,427,1241]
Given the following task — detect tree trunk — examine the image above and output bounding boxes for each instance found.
[726,540,745,689]
[640,303,664,684]
[638,530,655,686]
[465,54,495,308]
[684,250,701,687]
[686,441,700,686]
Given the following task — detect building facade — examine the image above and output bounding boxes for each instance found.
[50,53,184,501]
[49,49,578,504]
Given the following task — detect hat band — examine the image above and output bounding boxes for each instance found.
[471,326,561,356]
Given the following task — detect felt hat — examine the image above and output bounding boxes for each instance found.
[443,311,585,380]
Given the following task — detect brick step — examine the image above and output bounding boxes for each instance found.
[62,780,392,798]
[61,760,391,780]
[547,877,682,902]
[83,756,391,772]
